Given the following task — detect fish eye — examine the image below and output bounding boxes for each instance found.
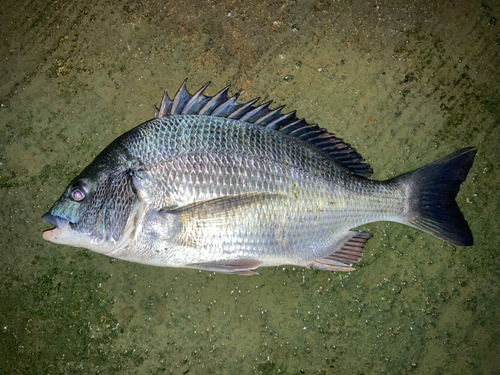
[70,184,87,202]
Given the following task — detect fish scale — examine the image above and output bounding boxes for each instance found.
[42,81,476,275]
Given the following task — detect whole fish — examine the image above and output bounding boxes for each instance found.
[42,81,476,275]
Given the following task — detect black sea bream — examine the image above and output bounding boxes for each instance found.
[42,82,476,275]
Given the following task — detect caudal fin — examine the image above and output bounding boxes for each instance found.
[394,148,476,246]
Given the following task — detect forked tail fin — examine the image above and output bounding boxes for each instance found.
[392,147,476,246]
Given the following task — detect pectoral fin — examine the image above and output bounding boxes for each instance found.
[308,231,373,271]
[161,192,283,248]
[164,192,282,220]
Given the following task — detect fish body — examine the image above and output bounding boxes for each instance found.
[42,82,476,275]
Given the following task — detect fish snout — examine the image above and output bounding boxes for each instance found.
[42,212,60,227]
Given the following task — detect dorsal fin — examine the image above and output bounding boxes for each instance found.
[154,81,373,178]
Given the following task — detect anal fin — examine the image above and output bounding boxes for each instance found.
[187,259,262,275]
[309,231,373,272]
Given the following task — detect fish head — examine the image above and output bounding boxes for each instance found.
[42,149,140,255]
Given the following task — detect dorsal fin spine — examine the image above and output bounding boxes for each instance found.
[170,80,189,115]
[239,101,273,123]
[212,95,239,117]
[198,86,231,116]
[181,81,211,115]
[254,105,285,126]
[228,98,260,120]
[264,111,295,130]
[156,89,173,118]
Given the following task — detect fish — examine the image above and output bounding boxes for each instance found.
[42,81,476,275]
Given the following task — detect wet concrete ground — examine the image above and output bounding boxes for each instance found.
[0,0,499,373]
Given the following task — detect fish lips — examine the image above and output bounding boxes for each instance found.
[42,212,70,242]
[42,211,115,254]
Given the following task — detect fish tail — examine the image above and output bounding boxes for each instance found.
[394,147,476,246]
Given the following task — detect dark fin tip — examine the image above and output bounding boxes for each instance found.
[395,147,476,246]
[155,81,373,178]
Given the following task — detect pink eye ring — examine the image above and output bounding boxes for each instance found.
[70,186,86,202]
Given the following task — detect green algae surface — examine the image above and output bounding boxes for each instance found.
[1,0,499,373]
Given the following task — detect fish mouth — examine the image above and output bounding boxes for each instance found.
[42,212,70,242]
